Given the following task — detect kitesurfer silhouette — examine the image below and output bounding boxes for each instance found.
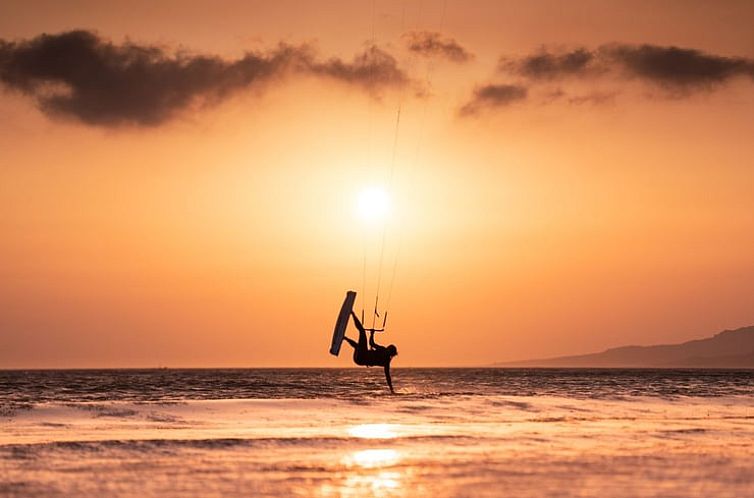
[343,310,398,393]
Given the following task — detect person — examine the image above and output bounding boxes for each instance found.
[342,310,398,393]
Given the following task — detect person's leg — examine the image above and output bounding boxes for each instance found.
[342,336,365,365]
[352,326,368,364]
[357,326,367,352]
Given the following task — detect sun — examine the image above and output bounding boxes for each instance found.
[356,186,391,222]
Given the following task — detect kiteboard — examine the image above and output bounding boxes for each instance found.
[330,290,357,356]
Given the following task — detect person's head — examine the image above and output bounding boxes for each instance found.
[386,344,398,358]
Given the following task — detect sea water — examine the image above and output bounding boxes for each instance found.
[1,368,753,497]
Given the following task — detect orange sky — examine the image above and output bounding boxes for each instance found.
[1,0,753,367]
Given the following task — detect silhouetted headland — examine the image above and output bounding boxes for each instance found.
[498,326,754,368]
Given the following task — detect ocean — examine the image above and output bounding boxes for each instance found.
[2,368,753,497]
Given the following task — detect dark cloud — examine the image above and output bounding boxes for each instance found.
[507,86,616,105]
[459,84,527,116]
[463,43,754,116]
[501,48,595,79]
[0,30,408,127]
[403,31,473,63]
[567,91,617,105]
[312,45,407,88]
[601,44,754,90]
[500,43,754,90]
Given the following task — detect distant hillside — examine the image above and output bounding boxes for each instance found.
[498,326,754,368]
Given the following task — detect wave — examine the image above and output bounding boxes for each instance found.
[2,368,754,406]
[0,433,477,457]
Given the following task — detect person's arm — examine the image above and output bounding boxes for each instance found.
[369,330,377,349]
[384,364,394,394]
[350,310,365,334]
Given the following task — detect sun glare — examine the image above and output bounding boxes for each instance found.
[356,186,391,222]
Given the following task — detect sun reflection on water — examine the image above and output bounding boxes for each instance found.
[348,423,398,439]
[317,425,409,497]
[323,449,405,498]
[319,469,404,498]
[348,448,400,468]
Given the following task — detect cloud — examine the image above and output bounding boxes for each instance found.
[501,43,754,90]
[403,31,473,63]
[541,88,616,106]
[601,44,754,90]
[312,45,407,88]
[0,30,408,127]
[463,43,754,116]
[459,84,527,116]
[501,48,595,79]
[567,91,617,105]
